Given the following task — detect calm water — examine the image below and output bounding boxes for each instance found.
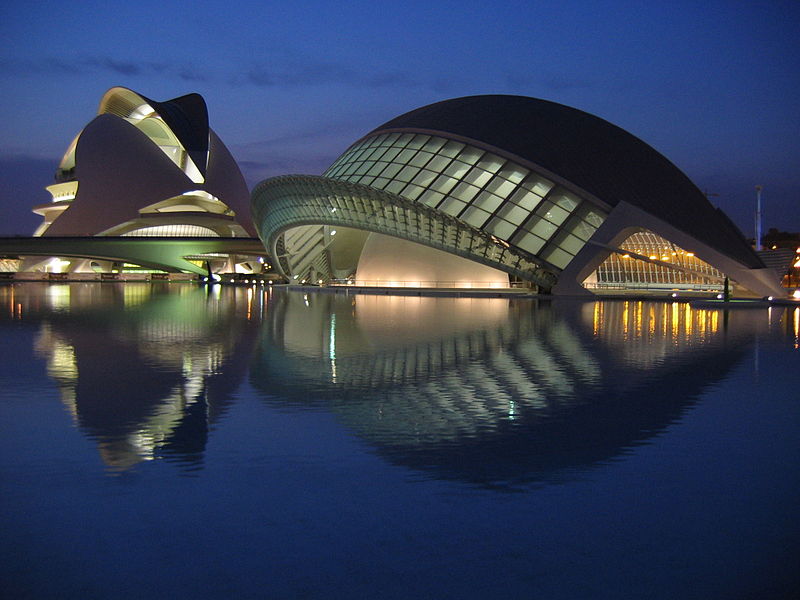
[1,283,798,599]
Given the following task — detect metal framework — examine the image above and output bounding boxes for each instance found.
[251,175,558,290]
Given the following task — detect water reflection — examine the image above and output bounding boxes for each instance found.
[252,291,776,489]
[2,283,261,470]
[2,283,794,486]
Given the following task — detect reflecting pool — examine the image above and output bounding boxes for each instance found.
[1,283,798,599]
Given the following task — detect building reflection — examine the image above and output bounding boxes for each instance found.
[3,283,262,470]
[3,283,793,483]
[252,290,780,489]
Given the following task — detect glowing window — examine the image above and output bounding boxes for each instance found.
[486,218,517,239]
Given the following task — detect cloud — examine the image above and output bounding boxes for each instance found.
[236,60,415,89]
[1,53,432,92]
[0,56,207,82]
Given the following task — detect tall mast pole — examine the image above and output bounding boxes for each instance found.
[755,185,763,251]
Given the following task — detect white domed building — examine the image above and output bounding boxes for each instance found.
[25,87,260,274]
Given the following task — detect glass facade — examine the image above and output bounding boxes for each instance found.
[325,133,607,269]
[592,231,725,290]
[252,175,558,290]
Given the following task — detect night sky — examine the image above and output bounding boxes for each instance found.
[1,0,798,236]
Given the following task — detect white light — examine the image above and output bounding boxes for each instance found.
[767,296,774,301]
[671,293,678,298]
[716,294,724,299]
[330,229,337,236]
[268,280,273,284]
[794,290,800,300]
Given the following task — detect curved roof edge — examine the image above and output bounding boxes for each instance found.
[370,95,763,270]
[98,87,209,176]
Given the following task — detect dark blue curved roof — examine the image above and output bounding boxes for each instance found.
[372,95,762,269]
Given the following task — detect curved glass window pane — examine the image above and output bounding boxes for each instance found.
[451,182,479,203]
[380,163,403,179]
[409,151,433,167]
[396,149,416,164]
[498,166,528,184]
[464,168,492,188]
[431,175,457,195]
[439,197,466,215]
[522,175,554,196]
[406,135,430,149]
[396,165,420,182]
[385,180,406,195]
[515,232,546,254]
[476,154,504,173]
[444,161,470,179]
[367,162,387,176]
[412,169,437,188]
[426,155,452,173]
[396,133,415,146]
[457,147,484,165]
[486,218,517,239]
[584,210,605,228]
[420,189,445,207]
[536,201,569,225]
[462,206,491,228]
[486,178,516,198]
[528,219,558,239]
[472,191,504,213]
[403,184,425,200]
[497,203,529,225]
[566,218,597,241]
[365,147,389,161]
[380,147,402,162]
[552,191,579,212]
[422,137,447,154]
[542,246,573,269]
[553,231,584,255]
[440,140,465,157]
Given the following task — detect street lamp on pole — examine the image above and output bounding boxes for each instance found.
[755,185,763,251]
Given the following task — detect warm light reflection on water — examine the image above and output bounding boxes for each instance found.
[1,283,795,474]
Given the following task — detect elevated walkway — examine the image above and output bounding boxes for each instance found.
[0,236,266,275]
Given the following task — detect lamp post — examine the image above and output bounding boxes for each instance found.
[755,185,763,251]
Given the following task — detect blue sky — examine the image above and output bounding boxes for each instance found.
[1,0,798,235]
